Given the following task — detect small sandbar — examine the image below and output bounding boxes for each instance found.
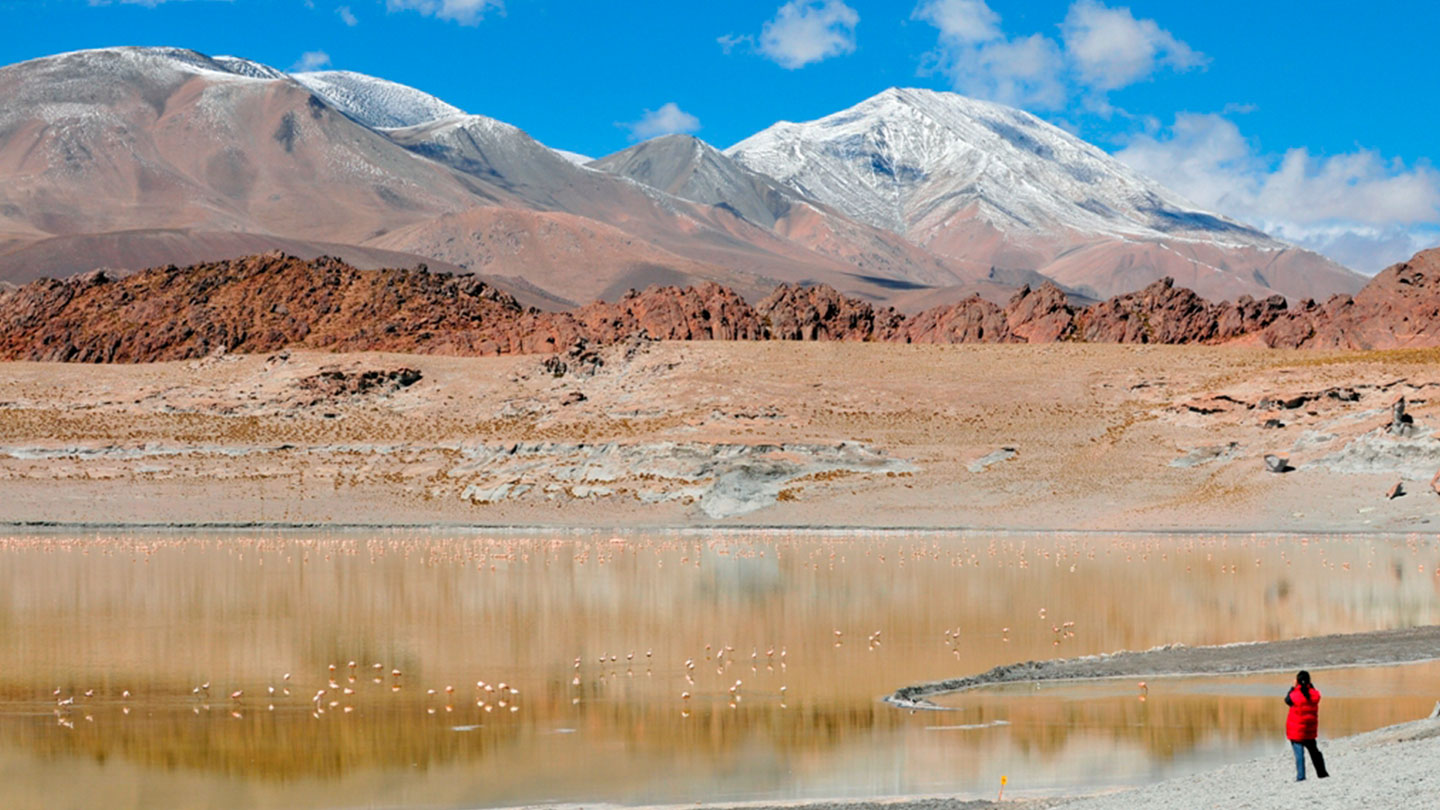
[888,626,1440,707]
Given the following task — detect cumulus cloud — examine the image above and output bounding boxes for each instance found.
[746,1,859,69]
[624,103,701,141]
[290,50,332,71]
[1060,0,1204,90]
[913,0,1203,109]
[386,0,502,26]
[1117,113,1440,272]
[913,0,1001,43]
[337,5,358,26]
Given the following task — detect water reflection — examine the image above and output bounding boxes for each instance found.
[0,530,1436,809]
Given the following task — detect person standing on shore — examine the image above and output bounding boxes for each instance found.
[1285,670,1329,781]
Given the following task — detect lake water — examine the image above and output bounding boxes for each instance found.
[1,529,1437,809]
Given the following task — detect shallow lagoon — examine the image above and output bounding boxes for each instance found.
[0,529,1436,809]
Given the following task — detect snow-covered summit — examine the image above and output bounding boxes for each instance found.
[1,46,284,87]
[290,70,465,130]
[727,87,1270,248]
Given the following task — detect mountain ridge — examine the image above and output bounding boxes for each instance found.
[0,47,1369,310]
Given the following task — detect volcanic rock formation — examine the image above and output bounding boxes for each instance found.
[1260,248,1440,349]
[1,248,1436,363]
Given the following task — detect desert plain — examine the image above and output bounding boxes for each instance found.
[3,341,1438,532]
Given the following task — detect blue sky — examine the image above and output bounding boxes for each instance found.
[2,0,1438,270]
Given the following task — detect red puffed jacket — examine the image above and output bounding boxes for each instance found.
[1285,684,1321,741]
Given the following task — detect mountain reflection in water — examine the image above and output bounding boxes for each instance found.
[0,530,1436,809]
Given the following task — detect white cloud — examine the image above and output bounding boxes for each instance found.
[337,5,358,26]
[1060,0,1204,90]
[716,33,751,55]
[1117,113,1440,272]
[913,0,1000,44]
[291,50,331,71]
[624,103,701,141]
[914,0,1064,108]
[754,1,860,69]
[913,0,1203,110]
[386,0,502,26]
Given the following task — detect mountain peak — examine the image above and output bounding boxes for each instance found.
[726,87,1363,301]
[728,86,1260,243]
[592,134,799,228]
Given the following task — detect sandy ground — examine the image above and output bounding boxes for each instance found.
[1047,715,1440,809]
[2,342,1440,530]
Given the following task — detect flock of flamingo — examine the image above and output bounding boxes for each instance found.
[6,530,1437,736]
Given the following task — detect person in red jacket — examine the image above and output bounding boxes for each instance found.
[1285,670,1329,781]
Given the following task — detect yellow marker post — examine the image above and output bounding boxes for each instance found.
[998,774,1007,801]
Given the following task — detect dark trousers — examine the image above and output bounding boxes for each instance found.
[1291,738,1328,780]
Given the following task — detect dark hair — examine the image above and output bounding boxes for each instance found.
[1297,670,1313,699]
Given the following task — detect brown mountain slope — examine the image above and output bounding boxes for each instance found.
[0,48,965,308]
[0,49,495,247]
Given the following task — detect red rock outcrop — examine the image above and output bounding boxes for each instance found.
[1004,283,1078,342]
[3,247,1438,362]
[1261,249,1440,349]
[1074,278,1288,344]
[569,283,765,342]
[902,295,1017,344]
[754,284,905,341]
[0,253,541,362]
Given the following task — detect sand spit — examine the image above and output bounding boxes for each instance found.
[888,626,1440,707]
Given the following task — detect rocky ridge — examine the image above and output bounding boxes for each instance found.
[1,248,1438,363]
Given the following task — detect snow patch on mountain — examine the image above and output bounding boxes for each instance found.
[290,70,465,129]
[212,55,288,81]
[553,149,594,166]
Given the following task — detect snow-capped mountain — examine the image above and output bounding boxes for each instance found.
[0,47,984,306]
[0,47,1366,308]
[728,87,1363,301]
[729,88,1252,242]
[589,134,984,290]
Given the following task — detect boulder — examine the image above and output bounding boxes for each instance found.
[1264,454,1291,473]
